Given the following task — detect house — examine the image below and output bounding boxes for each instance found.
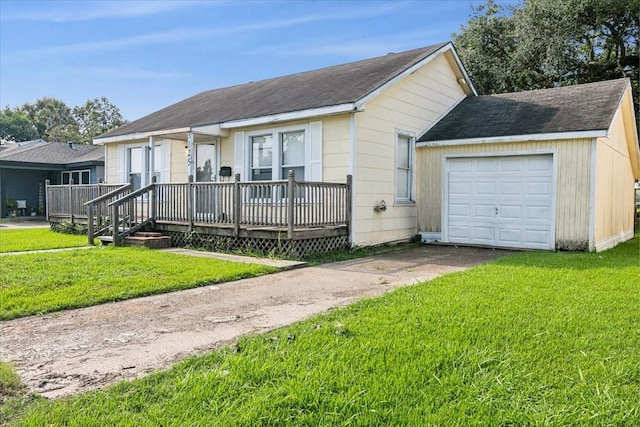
[0,140,104,217]
[417,78,639,252]
[85,41,638,252]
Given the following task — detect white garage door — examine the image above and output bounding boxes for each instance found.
[445,155,555,250]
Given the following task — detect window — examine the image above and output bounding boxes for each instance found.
[62,169,90,185]
[250,134,273,181]
[280,131,305,180]
[395,132,414,202]
[248,128,306,182]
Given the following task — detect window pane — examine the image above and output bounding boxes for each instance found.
[281,132,304,166]
[251,135,272,168]
[396,169,409,199]
[196,144,215,182]
[81,171,90,184]
[129,147,142,174]
[251,168,272,181]
[62,172,70,185]
[281,166,304,181]
[397,135,410,169]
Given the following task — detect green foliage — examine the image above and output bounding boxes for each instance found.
[0,228,89,253]
[0,97,128,144]
[50,221,88,235]
[10,236,640,426]
[0,247,276,320]
[454,0,639,130]
[73,97,128,144]
[0,108,39,142]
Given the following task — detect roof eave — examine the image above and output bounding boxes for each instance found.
[93,127,192,145]
[416,130,608,148]
[219,103,360,129]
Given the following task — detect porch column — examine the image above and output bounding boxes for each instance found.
[187,132,195,177]
[148,136,155,185]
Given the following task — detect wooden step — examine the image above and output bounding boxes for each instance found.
[123,233,171,249]
[97,236,113,245]
[133,231,164,238]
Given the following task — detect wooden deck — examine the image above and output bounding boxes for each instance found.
[46,172,352,256]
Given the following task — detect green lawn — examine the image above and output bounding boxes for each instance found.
[7,236,639,426]
[0,247,277,320]
[0,228,90,252]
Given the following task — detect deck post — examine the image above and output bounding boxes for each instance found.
[287,170,295,239]
[150,176,157,225]
[68,178,75,224]
[346,174,353,241]
[87,202,94,245]
[112,202,119,246]
[127,177,134,230]
[187,175,194,233]
[233,173,240,237]
[45,179,50,222]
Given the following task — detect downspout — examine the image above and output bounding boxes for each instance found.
[349,112,357,244]
[588,138,597,251]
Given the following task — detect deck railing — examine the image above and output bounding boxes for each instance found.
[45,179,128,223]
[48,172,352,246]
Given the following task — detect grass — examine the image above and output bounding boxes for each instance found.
[0,362,40,426]
[6,236,639,426]
[0,247,277,320]
[0,228,91,253]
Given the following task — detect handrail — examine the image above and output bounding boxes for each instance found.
[84,183,131,206]
[107,182,155,206]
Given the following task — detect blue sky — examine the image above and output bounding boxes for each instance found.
[0,0,514,121]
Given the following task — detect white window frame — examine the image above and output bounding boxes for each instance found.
[245,124,310,182]
[122,142,164,188]
[62,169,91,185]
[395,129,415,204]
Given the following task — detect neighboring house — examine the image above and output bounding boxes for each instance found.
[417,78,640,252]
[91,41,639,251]
[0,140,104,217]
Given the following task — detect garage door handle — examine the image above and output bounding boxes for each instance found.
[495,207,499,215]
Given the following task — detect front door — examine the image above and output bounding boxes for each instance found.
[194,144,220,221]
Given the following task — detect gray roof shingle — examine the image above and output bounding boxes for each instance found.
[419,78,629,143]
[0,141,103,165]
[99,42,449,139]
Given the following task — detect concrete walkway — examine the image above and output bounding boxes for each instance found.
[0,244,515,398]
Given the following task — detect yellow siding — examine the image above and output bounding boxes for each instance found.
[416,139,593,250]
[353,52,467,245]
[594,106,636,250]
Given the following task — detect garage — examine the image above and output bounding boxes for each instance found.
[444,154,555,250]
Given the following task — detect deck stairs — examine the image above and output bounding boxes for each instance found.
[98,231,171,249]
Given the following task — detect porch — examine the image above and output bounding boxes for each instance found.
[45,172,352,257]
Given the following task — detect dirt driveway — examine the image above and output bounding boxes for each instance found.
[0,245,514,398]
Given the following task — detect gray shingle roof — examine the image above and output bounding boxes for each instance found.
[419,78,629,143]
[0,141,103,165]
[99,42,449,139]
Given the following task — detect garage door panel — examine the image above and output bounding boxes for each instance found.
[446,154,554,250]
[474,204,496,218]
[476,182,497,196]
[498,205,522,219]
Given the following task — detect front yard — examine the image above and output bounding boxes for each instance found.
[0,228,90,253]
[3,235,638,425]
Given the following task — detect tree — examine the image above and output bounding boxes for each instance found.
[454,0,639,129]
[0,97,128,144]
[73,97,128,145]
[19,97,77,142]
[0,108,39,142]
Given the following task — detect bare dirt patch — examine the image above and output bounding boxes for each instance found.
[0,245,514,398]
